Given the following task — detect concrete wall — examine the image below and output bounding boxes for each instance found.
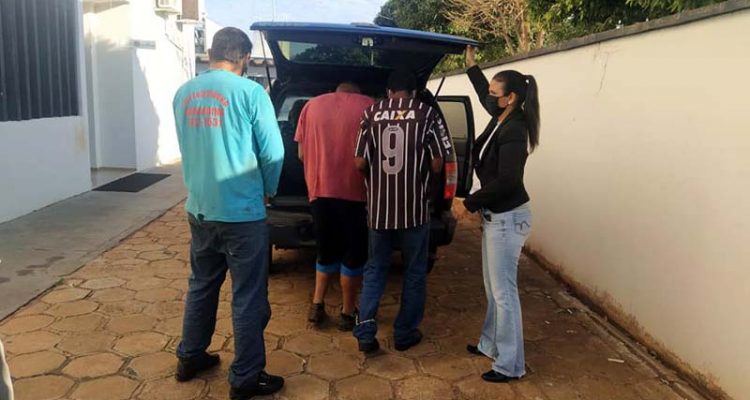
[429,5,750,399]
[0,0,92,223]
[129,0,194,169]
[84,0,193,170]
[85,2,137,168]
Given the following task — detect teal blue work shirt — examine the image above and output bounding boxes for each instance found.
[173,69,284,222]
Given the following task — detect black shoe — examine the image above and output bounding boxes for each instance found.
[308,302,327,324]
[481,370,519,383]
[467,344,483,356]
[175,352,220,382]
[230,371,285,400]
[358,338,380,354]
[339,309,357,331]
[394,330,423,352]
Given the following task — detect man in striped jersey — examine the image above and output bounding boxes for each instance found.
[353,70,453,353]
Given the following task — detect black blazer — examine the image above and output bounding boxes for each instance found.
[463,65,530,213]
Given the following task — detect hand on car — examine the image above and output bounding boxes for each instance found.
[465,45,477,68]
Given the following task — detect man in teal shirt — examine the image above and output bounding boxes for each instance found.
[172,27,284,400]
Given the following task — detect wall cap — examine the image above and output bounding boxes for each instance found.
[436,0,750,78]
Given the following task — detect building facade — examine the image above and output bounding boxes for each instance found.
[0,0,197,223]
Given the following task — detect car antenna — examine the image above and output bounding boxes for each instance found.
[434,75,446,98]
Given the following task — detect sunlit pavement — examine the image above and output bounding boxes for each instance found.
[0,203,694,399]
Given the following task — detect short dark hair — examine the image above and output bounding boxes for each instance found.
[387,69,417,93]
[209,27,253,63]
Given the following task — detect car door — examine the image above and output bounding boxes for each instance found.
[437,96,475,198]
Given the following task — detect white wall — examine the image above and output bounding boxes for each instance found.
[129,0,193,169]
[429,8,750,399]
[84,0,193,170]
[85,2,136,168]
[0,1,91,223]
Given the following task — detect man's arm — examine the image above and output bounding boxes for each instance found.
[354,110,373,177]
[355,157,369,175]
[251,87,285,197]
[425,109,452,174]
[294,104,308,162]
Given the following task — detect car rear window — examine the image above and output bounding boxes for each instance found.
[278,40,408,69]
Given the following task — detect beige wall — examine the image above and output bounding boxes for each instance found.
[429,8,750,399]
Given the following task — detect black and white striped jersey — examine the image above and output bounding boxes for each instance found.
[355,98,453,230]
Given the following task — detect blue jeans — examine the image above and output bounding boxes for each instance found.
[477,204,532,377]
[177,214,271,388]
[354,223,429,346]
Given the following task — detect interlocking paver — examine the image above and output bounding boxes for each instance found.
[57,332,117,356]
[50,313,105,332]
[126,351,175,379]
[419,353,476,381]
[81,277,126,290]
[134,287,181,302]
[266,350,305,377]
[8,350,66,378]
[0,203,701,400]
[455,376,516,400]
[335,374,393,400]
[12,375,74,400]
[279,374,329,400]
[91,288,137,303]
[365,354,418,380]
[71,375,139,400]
[308,352,360,381]
[106,314,158,334]
[40,288,91,304]
[0,315,54,335]
[99,300,149,316]
[62,353,124,378]
[3,330,61,355]
[125,277,170,291]
[143,300,184,318]
[114,332,169,356]
[45,299,99,317]
[138,377,206,400]
[14,301,51,316]
[284,332,336,356]
[397,376,453,400]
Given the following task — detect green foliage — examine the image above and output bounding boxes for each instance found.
[374,0,725,73]
[374,0,453,33]
[626,0,723,13]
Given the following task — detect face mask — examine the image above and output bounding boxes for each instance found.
[485,94,504,117]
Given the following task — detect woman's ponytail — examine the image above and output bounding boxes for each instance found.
[524,75,540,152]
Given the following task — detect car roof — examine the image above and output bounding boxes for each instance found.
[250,21,480,49]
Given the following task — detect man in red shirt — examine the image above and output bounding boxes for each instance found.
[295,82,374,330]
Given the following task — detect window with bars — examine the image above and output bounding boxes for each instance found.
[0,0,80,122]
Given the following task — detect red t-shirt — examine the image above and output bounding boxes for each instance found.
[295,92,374,202]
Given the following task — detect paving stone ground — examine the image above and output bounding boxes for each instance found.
[0,204,694,399]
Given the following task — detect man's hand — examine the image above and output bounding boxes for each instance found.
[354,157,369,176]
[463,197,479,213]
[264,195,270,206]
[465,45,477,68]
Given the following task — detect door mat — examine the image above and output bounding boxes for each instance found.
[93,173,170,193]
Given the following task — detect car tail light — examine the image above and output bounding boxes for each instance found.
[444,161,457,200]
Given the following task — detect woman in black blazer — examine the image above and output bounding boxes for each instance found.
[462,46,541,383]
